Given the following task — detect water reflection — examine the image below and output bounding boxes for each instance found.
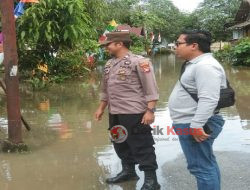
[0,54,250,189]
[0,118,8,136]
[0,160,12,182]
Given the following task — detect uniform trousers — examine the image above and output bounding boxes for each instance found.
[109,113,158,171]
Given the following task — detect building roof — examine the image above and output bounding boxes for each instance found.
[235,0,250,22]
[226,0,250,30]
[117,24,145,36]
[228,20,250,29]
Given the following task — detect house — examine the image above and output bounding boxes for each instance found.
[116,24,145,37]
[227,0,250,40]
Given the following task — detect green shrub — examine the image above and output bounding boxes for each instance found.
[17,0,94,57]
[130,34,149,54]
[214,44,233,63]
[215,38,250,66]
[231,38,250,66]
[19,47,92,90]
[130,46,145,54]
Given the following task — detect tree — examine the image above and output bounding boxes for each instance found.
[17,0,95,57]
[104,0,141,25]
[105,0,186,42]
[144,0,185,41]
[85,0,108,34]
[191,0,240,41]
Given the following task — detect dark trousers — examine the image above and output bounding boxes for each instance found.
[109,113,158,171]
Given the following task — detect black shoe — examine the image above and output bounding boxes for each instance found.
[141,170,161,190]
[106,164,139,184]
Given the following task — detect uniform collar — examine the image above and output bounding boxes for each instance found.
[114,51,132,61]
[188,53,212,64]
[123,51,133,59]
[112,51,132,66]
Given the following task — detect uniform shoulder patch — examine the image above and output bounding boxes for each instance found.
[139,60,151,73]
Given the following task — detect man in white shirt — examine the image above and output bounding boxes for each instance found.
[168,30,226,190]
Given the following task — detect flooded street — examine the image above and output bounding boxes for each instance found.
[0,54,250,190]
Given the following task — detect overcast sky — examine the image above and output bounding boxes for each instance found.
[171,0,204,12]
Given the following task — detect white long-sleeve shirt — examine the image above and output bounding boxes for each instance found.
[168,53,227,129]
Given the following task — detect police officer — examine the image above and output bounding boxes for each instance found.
[94,31,160,190]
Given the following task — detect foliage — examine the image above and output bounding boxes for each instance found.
[129,34,150,54]
[103,0,185,42]
[130,34,144,48]
[104,0,141,26]
[19,46,92,90]
[27,76,49,90]
[130,46,145,54]
[15,0,101,87]
[215,38,250,66]
[17,0,94,56]
[214,44,233,63]
[84,0,108,35]
[145,0,185,41]
[54,48,91,77]
[3,0,243,89]
[231,38,250,66]
[103,0,240,42]
[191,0,240,41]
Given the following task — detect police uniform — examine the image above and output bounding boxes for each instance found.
[100,51,159,171]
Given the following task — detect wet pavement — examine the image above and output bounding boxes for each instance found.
[163,151,250,190]
[0,54,250,190]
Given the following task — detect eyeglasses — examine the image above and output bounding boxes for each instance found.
[175,41,187,47]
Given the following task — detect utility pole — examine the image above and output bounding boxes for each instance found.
[0,0,27,152]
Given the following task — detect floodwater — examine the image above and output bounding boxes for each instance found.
[0,54,250,190]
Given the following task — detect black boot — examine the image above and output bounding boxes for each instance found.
[141,170,161,190]
[106,164,139,184]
